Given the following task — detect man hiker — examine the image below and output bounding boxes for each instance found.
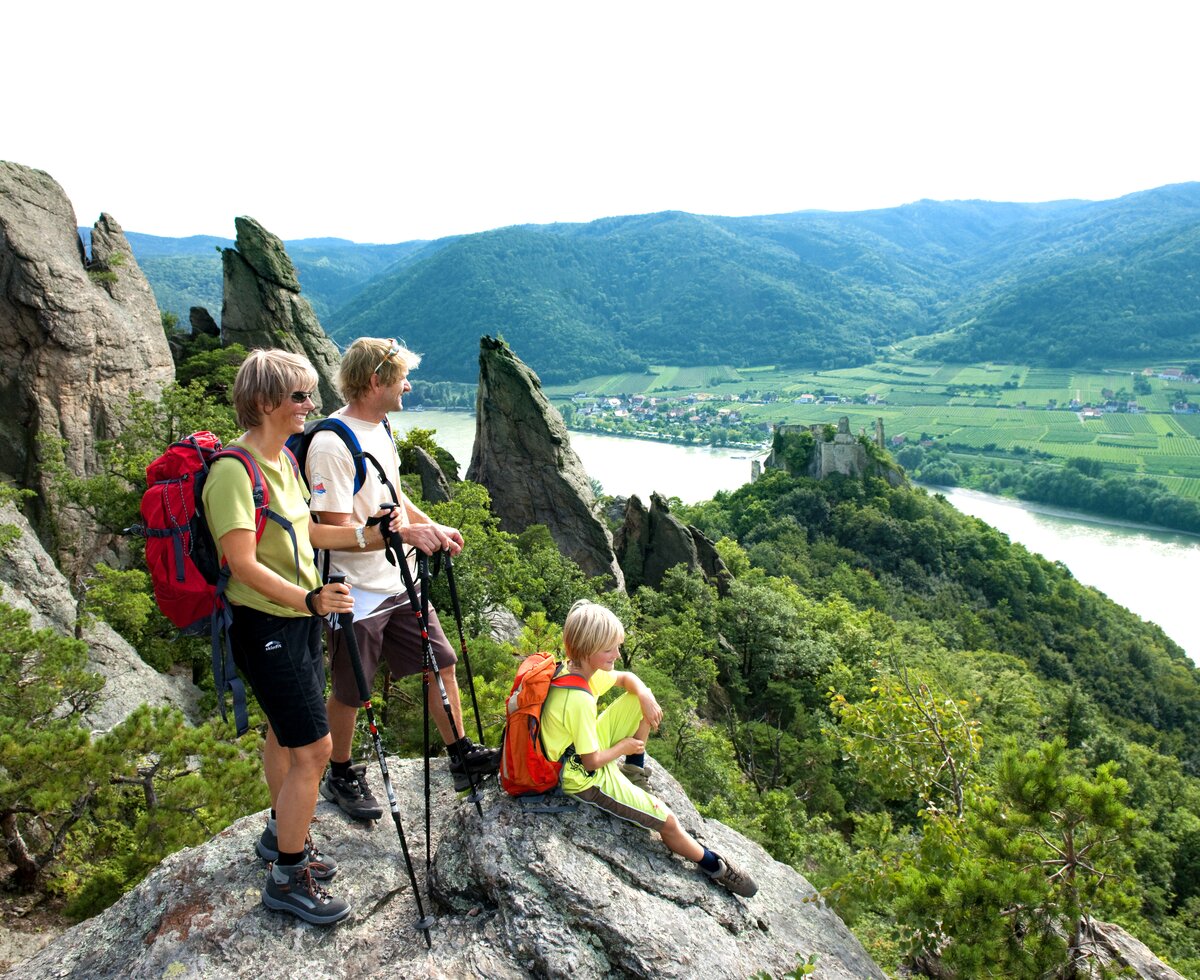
[306,337,500,821]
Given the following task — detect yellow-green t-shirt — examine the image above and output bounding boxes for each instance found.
[540,669,615,792]
[201,441,321,617]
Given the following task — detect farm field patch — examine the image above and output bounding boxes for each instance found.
[544,356,1200,498]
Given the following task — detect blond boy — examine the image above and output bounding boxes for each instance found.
[539,599,757,896]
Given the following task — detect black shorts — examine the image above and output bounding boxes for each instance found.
[229,605,328,748]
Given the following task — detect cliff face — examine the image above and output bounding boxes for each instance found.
[0,501,198,730]
[0,162,173,526]
[6,756,885,979]
[467,336,624,588]
[220,217,341,411]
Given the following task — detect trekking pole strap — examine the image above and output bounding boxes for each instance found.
[440,551,485,745]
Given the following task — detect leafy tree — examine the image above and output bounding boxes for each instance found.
[831,661,981,820]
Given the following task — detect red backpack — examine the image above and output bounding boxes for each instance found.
[132,431,301,734]
[500,651,593,797]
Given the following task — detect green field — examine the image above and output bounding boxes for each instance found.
[545,356,1200,498]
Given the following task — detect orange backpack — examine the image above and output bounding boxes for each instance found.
[500,652,593,796]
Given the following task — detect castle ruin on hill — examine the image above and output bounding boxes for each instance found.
[765,416,905,486]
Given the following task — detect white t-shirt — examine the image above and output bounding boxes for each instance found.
[306,409,416,597]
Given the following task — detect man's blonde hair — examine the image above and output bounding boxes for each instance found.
[339,337,422,402]
[232,349,319,429]
[563,599,625,667]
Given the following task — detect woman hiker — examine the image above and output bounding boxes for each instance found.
[202,348,397,925]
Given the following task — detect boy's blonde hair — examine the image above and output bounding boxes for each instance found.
[563,599,625,667]
[339,337,422,402]
[232,348,319,429]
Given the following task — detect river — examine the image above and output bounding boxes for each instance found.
[927,487,1198,662]
[393,408,758,505]
[394,409,1198,662]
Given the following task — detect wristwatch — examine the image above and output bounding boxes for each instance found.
[354,525,367,549]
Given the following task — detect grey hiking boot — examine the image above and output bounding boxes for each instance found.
[255,826,338,880]
[262,858,351,925]
[705,853,758,898]
[321,764,383,821]
[619,761,651,791]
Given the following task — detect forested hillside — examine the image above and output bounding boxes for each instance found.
[127,185,1200,384]
[326,212,941,382]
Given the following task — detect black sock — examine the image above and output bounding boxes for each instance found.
[277,849,305,867]
[270,808,277,821]
[625,753,645,769]
[331,758,353,779]
[448,737,470,761]
[698,848,721,873]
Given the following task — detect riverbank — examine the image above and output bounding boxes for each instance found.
[931,485,1198,662]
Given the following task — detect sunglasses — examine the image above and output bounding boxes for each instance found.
[373,338,404,375]
[289,390,315,404]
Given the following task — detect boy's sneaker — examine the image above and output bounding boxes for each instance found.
[262,859,351,926]
[705,853,759,898]
[448,738,500,790]
[619,762,652,791]
[255,827,338,880]
[321,764,383,821]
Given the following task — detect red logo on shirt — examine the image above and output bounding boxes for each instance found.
[313,481,326,495]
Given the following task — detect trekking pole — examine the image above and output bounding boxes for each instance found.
[379,508,486,818]
[439,550,486,747]
[327,574,435,948]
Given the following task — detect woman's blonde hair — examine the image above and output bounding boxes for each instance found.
[338,337,422,402]
[562,599,625,667]
[232,349,319,429]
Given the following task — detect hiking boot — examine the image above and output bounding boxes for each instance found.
[619,761,652,791]
[262,859,351,925]
[321,764,383,821]
[255,827,338,881]
[705,853,759,898]
[448,738,500,790]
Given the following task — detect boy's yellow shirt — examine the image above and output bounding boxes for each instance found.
[540,668,615,792]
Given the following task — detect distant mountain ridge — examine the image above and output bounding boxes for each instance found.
[124,184,1200,381]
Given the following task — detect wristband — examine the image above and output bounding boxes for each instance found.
[354,525,367,549]
[304,588,321,616]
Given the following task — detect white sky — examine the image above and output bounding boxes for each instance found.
[7,1,1199,243]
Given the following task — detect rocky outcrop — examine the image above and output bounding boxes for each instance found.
[219,217,341,410]
[1083,920,1188,980]
[468,337,624,588]
[0,162,173,544]
[189,306,220,337]
[0,501,199,730]
[616,493,731,596]
[411,446,453,504]
[6,756,884,979]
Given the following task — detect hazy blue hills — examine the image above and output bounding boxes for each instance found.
[123,184,1200,382]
